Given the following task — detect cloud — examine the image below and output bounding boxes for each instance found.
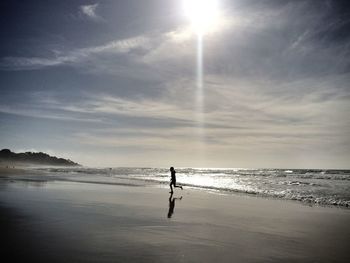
[0,9,233,74]
[79,3,103,21]
[0,35,151,71]
[2,0,348,83]
[1,0,349,167]
[2,0,349,117]
[3,71,348,143]
[0,96,102,123]
[1,65,349,167]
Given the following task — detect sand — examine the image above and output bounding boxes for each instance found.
[1,173,350,263]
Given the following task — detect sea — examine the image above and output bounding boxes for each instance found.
[22,167,350,208]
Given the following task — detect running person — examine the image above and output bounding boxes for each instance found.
[169,167,183,193]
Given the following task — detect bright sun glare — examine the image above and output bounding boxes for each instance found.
[183,0,220,35]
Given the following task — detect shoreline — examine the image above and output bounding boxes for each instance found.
[1,166,349,210]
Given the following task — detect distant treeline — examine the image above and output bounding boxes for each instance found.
[0,149,80,166]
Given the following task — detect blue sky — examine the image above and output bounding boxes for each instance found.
[0,0,349,168]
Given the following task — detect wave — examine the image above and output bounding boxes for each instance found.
[36,167,350,181]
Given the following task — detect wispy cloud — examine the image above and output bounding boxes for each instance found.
[2,72,348,141]
[1,0,348,82]
[0,9,234,73]
[0,35,151,70]
[79,3,103,22]
[1,67,349,167]
[0,101,102,123]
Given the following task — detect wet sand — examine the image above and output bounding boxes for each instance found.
[1,176,350,262]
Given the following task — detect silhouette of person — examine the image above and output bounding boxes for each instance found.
[169,166,183,193]
[167,192,182,218]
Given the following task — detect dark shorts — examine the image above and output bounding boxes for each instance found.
[170,180,176,186]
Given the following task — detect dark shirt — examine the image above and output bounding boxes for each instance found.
[171,170,176,181]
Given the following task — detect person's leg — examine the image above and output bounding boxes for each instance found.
[174,181,183,190]
[169,182,173,193]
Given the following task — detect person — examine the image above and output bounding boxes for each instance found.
[169,167,183,193]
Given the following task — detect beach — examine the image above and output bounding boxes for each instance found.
[1,168,350,263]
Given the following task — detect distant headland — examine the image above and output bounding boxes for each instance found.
[0,149,80,166]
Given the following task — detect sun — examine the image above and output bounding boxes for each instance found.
[183,0,220,35]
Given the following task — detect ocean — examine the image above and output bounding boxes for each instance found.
[26,167,350,208]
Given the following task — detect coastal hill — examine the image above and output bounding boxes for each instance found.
[0,149,80,166]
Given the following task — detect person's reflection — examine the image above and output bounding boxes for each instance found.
[167,192,182,218]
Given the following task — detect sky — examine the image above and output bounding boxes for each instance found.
[0,0,349,168]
